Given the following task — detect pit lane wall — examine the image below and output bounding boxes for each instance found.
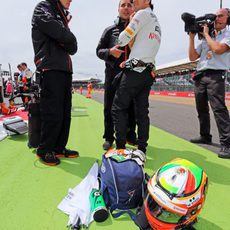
[150,91,230,100]
[80,89,230,101]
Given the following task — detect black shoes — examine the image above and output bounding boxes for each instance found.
[103,141,113,151]
[218,146,230,159]
[126,138,138,147]
[36,148,79,165]
[190,136,212,144]
[55,148,79,158]
[103,139,138,150]
[37,152,60,166]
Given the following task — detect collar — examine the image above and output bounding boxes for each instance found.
[56,1,71,26]
[137,6,152,12]
[217,27,228,35]
[46,0,71,25]
[114,16,129,27]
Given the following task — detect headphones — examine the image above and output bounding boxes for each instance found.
[226,8,230,25]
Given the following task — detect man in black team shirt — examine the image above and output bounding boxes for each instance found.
[96,0,137,150]
[32,0,79,166]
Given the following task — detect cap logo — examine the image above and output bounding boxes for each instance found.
[177,167,186,174]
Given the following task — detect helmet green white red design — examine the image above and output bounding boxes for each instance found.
[145,158,208,229]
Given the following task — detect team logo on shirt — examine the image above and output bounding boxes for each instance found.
[155,26,161,35]
[149,32,161,43]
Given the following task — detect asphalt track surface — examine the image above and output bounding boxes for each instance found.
[91,91,230,156]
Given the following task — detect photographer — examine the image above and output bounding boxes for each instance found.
[20,62,33,89]
[188,8,230,159]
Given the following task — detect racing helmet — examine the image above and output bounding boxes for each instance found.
[144,158,208,230]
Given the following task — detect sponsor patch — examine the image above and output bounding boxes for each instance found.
[155,25,161,35]
[125,27,134,36]
[149,32,161,43]
[133,18,140,24]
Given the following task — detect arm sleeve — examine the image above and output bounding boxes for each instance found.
[25,69,33,79]
[222,31,230,48]
[32,3,77,45]
[118,10,149,47]
[196,42,202,55]
[96,28,110,61]
[60,39,78,55]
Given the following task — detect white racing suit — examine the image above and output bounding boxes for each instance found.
[112,7,161,153]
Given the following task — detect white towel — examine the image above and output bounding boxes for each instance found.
[0,122,7,141]
[58,162,99,227]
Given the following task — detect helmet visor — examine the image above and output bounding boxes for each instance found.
[146,194,183,224]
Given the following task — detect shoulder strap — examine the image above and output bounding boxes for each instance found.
[110,204,152,230]
[110,204,136,221]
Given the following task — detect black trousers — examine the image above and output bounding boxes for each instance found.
[112,69,153,153]
[104,83,136,143]
[194,70,230,146]
[38,70,72,153]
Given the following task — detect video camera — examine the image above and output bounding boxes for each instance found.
[181,12,216,39]
[29,83,39,94]
[24,70,41,95]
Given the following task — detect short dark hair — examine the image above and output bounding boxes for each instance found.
[21,62,27,67]
[119,0,132,7]
[149,0,154,10]
[225,8,230,16]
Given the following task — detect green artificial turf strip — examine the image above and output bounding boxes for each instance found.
[0,93,229,230]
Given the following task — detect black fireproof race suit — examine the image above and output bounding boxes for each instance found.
[96,17,136,144]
